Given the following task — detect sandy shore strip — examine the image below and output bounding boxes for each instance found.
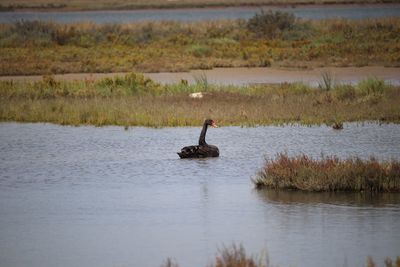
[1,66,399,86]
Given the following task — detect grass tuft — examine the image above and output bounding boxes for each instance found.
[332,121,343,130]
[357,77,389,96]
[160,258,179,267]
[212,244,268,267]
[318,71,334,92]
[193,72,211,91]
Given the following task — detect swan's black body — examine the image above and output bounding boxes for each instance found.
[178,119,219,158]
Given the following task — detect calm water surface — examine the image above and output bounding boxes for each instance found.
[1,5,400,23]
[0,122,399,267]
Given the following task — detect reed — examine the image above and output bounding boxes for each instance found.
[318,71,334,91]
[253,153,400,192]
[0,75,399,127]
[160,244,400,267]
[160,244,268,267]
[211,244,267,267]
[367,257,400,267]
[1,16,399,75]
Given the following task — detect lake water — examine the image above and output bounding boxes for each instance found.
[3,67,400,86]
[0,122,399,267]
[1,5,400,23]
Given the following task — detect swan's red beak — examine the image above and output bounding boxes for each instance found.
[211,121,218,128]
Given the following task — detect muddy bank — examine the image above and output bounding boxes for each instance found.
[1,67,400,86]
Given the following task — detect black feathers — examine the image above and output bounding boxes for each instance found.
[178,119,219,159]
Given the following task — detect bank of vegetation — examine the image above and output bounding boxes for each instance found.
[0,73,399,127]
[0,12,399,75]
[0,0,397,11]
[253,153,400,192]
[161,244,400,267]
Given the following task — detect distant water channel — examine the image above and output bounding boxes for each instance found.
[0,122,400,267]
[1,5,400,23]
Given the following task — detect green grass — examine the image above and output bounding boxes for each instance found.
[0,74,399,127]
[318,71,335,91]
[1,15,399,75]
[253,153,400,192]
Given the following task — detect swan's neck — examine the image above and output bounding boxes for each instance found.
[198,122,208,146]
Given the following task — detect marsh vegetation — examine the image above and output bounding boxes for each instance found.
[0,12,399,75]
[254,153,400,192]
[1,73,399,126]
[1,6,400,267]
[161,244,400,267]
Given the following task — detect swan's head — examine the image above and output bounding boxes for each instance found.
[205,119,218,128]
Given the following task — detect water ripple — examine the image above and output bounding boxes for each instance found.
[0,122,399,267]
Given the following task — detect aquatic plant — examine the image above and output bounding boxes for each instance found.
[212,244,268,267]
[160,258,179,267]
[160,244,268,267]
[193,72,210,91]
[160,243,399,267]
[331,121,343,130]
[318,71,334,91]
[253,153,400,192]
[365,256,400,267]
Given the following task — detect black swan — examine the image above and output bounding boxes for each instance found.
[178,119,219,158]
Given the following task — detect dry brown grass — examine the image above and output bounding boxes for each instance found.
[2,87,400,127]
[160,244,268,267]
[212,244,267,267]
[254,153,400,192]
[160,244,400,267]
[1,17,399,75]
[0,75,399,127]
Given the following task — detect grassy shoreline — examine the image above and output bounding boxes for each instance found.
[1,73,399,127]
[1,1,398,12]
[253,153,400,192]
[1,15,399,75]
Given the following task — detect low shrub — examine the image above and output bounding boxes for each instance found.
[357,77,389,96]
[187,44,213,58]
[247,10,296,39]
[333,84,356,101]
